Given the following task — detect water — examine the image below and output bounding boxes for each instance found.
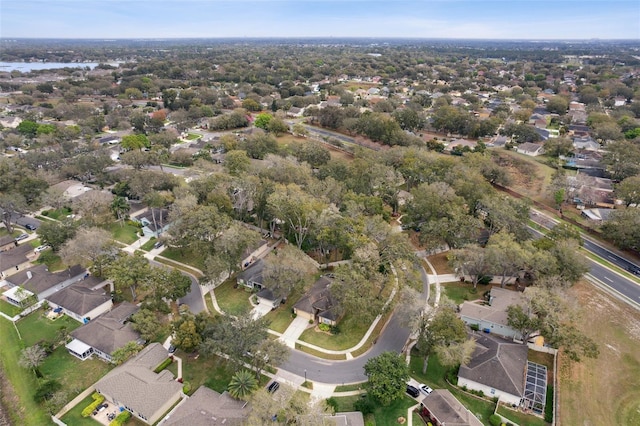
[0,62,116,72]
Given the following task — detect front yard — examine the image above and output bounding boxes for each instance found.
[298,312,370,351]
[263,287,304,333]
[440,281,491,305]
[159,246,206,271]
[213,279,252,316]
[106,222,140,245]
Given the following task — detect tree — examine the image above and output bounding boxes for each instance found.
[199,313,269,366]
[59,227,119,276]
[144,267,192,305]
[131,309,162,341]
[435,339,476,368]
[0,193,27,234]
[485,232,527,287]
[449,245,490,289]
[110,196,130,226]
[615,175,640,207]
[18,345,46,376]
[262,245,316,301]
[292,122,308,137]
[602,140,640,181]
[254,112,273,130]
[105,253,151,300]
[17,120,38,138]
[167,203,230,253]
[247,385,332,424]
[546,96,569,115]
[266,117,289,135]
[248,339,289,379]
[204,223,261,283]
[415,306,468,372]
[544,137,574,158]
[506,304,540,342]
[227,370,258,400]
[364,352,409,406]
[121,134,150,151]
[172,315,202,353]
[601,207,640,251]
[224,150,251,176]
[111,341,143,365]
[243,133,279,159]
[267,184,325,249]
[36,219,76,252]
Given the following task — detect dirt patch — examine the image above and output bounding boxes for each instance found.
[426,252,454,274]
[558,280,640,426]
[0,368,17,426]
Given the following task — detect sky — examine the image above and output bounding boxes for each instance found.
[1,0,639,40]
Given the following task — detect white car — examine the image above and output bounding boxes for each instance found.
[419,384,433,396]
[34,245,51,253]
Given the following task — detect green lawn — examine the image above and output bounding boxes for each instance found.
[186,133,201,140]
[33,251,66,272]
[413,410,427,425]
[106,222,140,244]
[334,383,366,392]
[0,318,53,425]
[41,207,72,221]
[332,395,360,412]
[333,394,416,425]
[294,343,347,360]
[263,287,303,333]
[497,405,548,426]
[16,310,81,347]
[40,347,113,399]
[441,282,491,304]
[59,394,100,426]
[140,237,157,251]
[298,312,370,351]
[0,299,22,316]
[214,279,253,316]
[159,246,206,271]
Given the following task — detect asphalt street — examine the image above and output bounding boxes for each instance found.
[587,260,640,305]
[148,259,205,314]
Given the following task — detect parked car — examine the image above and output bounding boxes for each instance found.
[406,384,420,398]
[168,345,176,354]
[267,381,280,393]
[14,234,29,241]
[34,245,50,253]
[25,224,37,231]
[153,241,164,249]
[419,384,433,396]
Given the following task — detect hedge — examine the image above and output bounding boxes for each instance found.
[81,392,105,417]
[153,357,173,373]
[109,411,131,426]
[545,386,554,423]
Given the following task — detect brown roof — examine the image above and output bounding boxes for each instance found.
[293,276,341,321]
[1,244,33,268]
[162,386,248,426]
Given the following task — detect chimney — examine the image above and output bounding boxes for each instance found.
[26,271,32,280]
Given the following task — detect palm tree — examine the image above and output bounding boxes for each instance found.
[110,196,130,227]
[227,370,258,400]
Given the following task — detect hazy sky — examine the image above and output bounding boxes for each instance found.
[2,0,639,40]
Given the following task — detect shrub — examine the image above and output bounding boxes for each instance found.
[325,397,338,411]
[109,411,131,426]
[153,357,173,373]
[81,392,105,417]
[182,381,192,394]
[33,380,62,402]
[42,211,49,216]
[318,323,331,332]
[354,395,375,416]
[489,414,502,426]
[469,323,480,331]
[545,386,554,423]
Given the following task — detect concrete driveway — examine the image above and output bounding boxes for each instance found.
[279,316,311,348]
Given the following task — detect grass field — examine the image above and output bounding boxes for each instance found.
[16,310,80,347]
[440,282,491,304]
[559,280,640,426]
[263,287,303,333]
[214,279,253,316]
[0,299,22,317]
[159,246,206,271]
[294,343,347,360]
[41,207,72,221]
[490,148,556,204]
[298,312,370,351]
[139,237,157,251]
[106,222,140,244]
[186,133,201,140]
[33,250,66,272]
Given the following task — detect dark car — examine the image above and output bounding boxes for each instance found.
[168,345,176,354]
[153,241,164,249]
[627,265,640,276]
[267,381,280,393]
[25,224,37,231]
[406,384,420,398]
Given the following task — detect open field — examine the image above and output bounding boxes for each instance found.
[559,280,640,426]
[490,148,556,204]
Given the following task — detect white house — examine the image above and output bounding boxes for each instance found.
[459,287,525,340]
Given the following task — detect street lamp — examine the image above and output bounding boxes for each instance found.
[304,369,307,383]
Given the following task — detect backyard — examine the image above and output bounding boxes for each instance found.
[440,281,492,305]
[332,394,416,425]
[60,393,146,426]
[40,346,113,397]
[0,298,22,316]
[16,309,80,347]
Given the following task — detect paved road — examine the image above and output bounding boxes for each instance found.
[148,259,205,314]
[280,311,410,384]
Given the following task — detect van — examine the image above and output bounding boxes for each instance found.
[406,385,420,398]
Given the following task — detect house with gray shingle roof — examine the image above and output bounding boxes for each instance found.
[46,276,113,323]
[293,276,343,326]
[459,287,524,340]
[419,389,483,426]
[2,264,86,304]
[66,302,141,362]
[95,343,182,425]
[160,386,247,426]
[457,334,528,406]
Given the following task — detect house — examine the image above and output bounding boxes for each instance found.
[0,244,35,278]
[95,343,183,425]
[0,235,18,252]
[2,264,86,304]
[46,276,113,323]
[487,135,508,148]
[255,287,281,310]
[134,209,170,237]
[446,139,477,153]
[241,240,269,270]
[322,412,365,426]
[160,386,248,426]
[98,135,121,145]
[533,128,550,141]
[287,107,304,117]
[516,142,545,156]
[459,287,524,340]
[66,302,141,362]
[293,276,343,326]
[237,259,264,290]
[572,136,599,151]
[581,208,614,222]
[457,334,528,406]
[418,389,483,426]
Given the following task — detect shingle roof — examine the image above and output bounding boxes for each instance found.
[421,389,483,426]
[8,264,85,295]
[46,280,111,317]
[162,386,248,426]
[459,287,523,328]
[71,302,141,355]
[458,334,528,398]
[95,343,182,421]
[237,259,264,286]
[1,244,33,268]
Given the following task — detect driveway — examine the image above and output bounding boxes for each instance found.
[279,316,311,348]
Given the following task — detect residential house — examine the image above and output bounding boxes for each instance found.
[293,276,343,326]
[0,244,35,278]
[66,302,141,362]
[572,136,600,151]
[322,412,365,426]
[2,264,86,304]
[457,334,528,406]
[287,107,304,117]
[533,128,550,141]
[516,142,545,156]
[487,135,508,148]
[446,138,477,152]
[0,235,18,252]
[237,259,264,290]
[255,287,281,310]
[98,135,121,145]
[46,276,113,323]
[134,209,170,237]
[581,208,614,223]
[418,389,483,426]
[459,287,524,340]
[568,124,590,137]
[160,386,248,426]
[95,343,183,425]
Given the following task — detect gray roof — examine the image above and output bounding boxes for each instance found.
[8,264,85,295]
[71,302,141,355]
[294,276,342,321]
[1,244,33,268]
[237,259,264,286]
[459,287,523,327]
[458,334,528,398]
[162,386,248,426]
[421,389,483,426]
[46,280,111,317]
[0,235,16,247]
[95,343,182,421]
